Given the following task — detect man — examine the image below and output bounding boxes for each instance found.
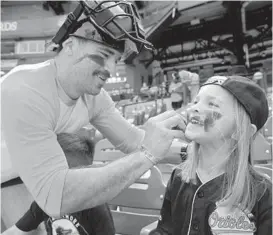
[169,71,184,110]
[3,132,115,235]
[1,1,186,219]
[178,70,200,103]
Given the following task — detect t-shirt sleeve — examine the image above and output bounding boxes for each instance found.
[16,201,48,232]
[90,89,145,154]
[1,87,69,217]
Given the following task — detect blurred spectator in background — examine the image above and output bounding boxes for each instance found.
[169,71,184,110]
[178,70,200,104]
[140,82,151,99]
[253,71,267,93]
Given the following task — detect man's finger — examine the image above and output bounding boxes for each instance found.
[162,114,184,129]
[167,129,186,140]
[173,118,187,132]
[152,110,177,122]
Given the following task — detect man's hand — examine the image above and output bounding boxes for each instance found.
[142,111,186,161]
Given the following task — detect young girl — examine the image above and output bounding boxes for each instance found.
[152,75,272,235]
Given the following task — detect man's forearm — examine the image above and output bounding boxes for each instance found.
[61,150,153,215]
[114,127,145,154]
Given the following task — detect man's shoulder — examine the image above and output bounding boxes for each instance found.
[2,60,55,91]
[2,60,57,101]
[257,176,272,202]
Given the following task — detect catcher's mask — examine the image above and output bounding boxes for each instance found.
[47,0,154,63]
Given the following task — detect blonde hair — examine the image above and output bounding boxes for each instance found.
[178,94,269,212]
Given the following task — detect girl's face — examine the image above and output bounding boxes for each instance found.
[185,85,236,144]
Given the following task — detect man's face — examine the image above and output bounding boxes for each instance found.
[70,37,121,96]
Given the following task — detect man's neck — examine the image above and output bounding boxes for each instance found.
[54,58,81,101]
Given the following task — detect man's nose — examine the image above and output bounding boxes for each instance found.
[104,57,116,76]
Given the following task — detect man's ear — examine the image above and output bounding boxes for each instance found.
[250,124,257,137]
[62,37,74,56]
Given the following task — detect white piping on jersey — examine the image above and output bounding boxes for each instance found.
[186,184,203,235]
[186,172,225,235]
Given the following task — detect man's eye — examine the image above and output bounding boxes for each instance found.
[209,102,219,107]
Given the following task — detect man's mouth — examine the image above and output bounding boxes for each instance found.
[98,75,107,82]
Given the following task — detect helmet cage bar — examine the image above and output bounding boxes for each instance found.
[48,1,154,53]
[84,1,135,14]
[87,12,154,50]
[81,1,154,50]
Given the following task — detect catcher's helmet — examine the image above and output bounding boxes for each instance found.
[47,0,154,63]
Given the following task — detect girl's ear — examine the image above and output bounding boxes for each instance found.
[250,124,257,137]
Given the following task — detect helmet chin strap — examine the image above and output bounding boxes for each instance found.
[47,3,84,51]
[121,39,139,63]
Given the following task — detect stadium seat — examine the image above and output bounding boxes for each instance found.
[263,116,272,139]
[160,103,167,114]
[252,132,272,164]
[253,165,272,180]
[94,138,126,165]
[148,106,157,119]
[109,166,166,235]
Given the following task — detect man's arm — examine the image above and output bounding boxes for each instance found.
[90,89,145,154]
[90,89,187,156]
[2,88,184,218]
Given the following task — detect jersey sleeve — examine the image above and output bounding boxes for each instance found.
[1,86,68,218]
[90,89,145,154]
[256,181,272,234]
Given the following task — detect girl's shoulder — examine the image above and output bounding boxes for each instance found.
[252,171,272,202]
[168,167,193,188]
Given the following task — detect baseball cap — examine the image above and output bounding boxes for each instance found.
[202,75,269,130]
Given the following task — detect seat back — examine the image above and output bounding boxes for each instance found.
[148,107,157,119]
[252,133,272,163]
[253,165,272,180]
[263,116,272,138]
[112,211,159,235]
[109,166,166,235]
[110,166,166,209]
[94,138,125,164]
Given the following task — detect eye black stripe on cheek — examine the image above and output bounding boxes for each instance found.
[86,54,105,67]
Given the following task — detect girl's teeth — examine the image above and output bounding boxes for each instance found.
[191,119,202,125]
